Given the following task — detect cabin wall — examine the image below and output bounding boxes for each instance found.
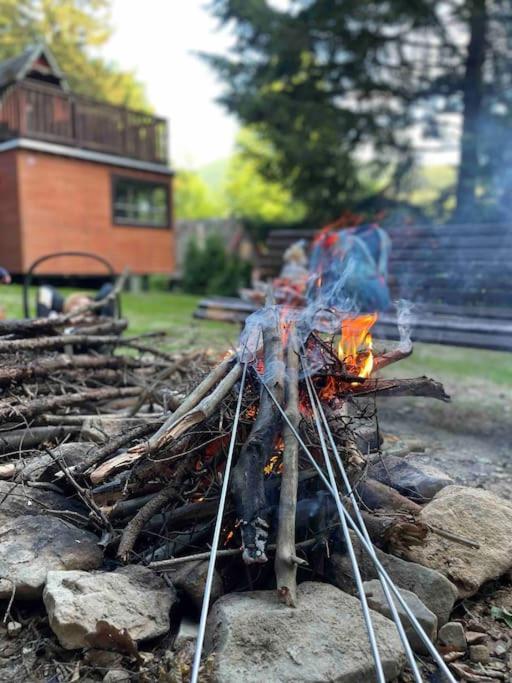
[0,151,23,272]
[16,149,174,275]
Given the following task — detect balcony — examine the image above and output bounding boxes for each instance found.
[0,81,168,166]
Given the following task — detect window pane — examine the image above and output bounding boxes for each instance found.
[113,176,169,227]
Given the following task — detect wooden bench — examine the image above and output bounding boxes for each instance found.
[194,223,512,352]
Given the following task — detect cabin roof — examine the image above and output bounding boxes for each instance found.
[0,44,69,92]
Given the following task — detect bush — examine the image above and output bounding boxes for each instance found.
[182,233,250,296]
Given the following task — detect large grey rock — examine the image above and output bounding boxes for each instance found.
[43,565,177,650]
[169,560,223,611]
[368,455,453,502]
[0,515,102,598]
[438,622,467,652]
[363,579,437,654]
[328,531,457,625]
[0,480,86,524]
[404,486,512,597]
[205,582,405,682]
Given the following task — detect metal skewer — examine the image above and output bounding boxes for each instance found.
[256,370,456,683]
[301,361,387,682]
[302,364,422,683]
[190,361,248,683]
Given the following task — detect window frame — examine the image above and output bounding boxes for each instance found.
[111,174,171,229]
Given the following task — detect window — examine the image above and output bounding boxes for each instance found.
[112,176,169,228]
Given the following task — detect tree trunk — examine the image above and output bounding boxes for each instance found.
[454,0,488,219]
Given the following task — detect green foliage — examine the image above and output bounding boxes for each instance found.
[0,0,149,110]
[174,171,227,220]
[182,234,250,296]
[225,128,306,223]
[205,0,512,222]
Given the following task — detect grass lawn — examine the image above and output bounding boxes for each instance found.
[1,284,509,386]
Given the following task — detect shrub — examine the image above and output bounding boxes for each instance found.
[182,233,250,296]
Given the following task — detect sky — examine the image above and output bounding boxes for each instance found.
[101,0,238,170]
[101,0,458,171]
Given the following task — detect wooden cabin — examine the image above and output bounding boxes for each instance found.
[0,45,174,278]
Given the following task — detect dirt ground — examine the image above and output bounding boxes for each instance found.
[378,372,512,501]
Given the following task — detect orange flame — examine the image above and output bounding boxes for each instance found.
[338,313,377,378]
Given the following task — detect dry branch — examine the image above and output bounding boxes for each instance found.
[352,376,450,401]
[232,315,284,564]
[275,337,301,606]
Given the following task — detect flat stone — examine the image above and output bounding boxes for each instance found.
[0,481,86,524]
[404,486,512,597]
[363,579,437,654]
[205,582,405,682]
[438,622,467,652]
[169,560,223,611]
[43,565,177,650]
[368,455,453,502]
[0,515,102,598]
[328,531,457,625]
[470,644,490,664]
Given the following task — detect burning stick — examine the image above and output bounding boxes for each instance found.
[275,332,304,607]
[231,310,284,564]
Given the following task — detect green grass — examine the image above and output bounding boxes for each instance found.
[2,284,510,386]
[384,342,512,387]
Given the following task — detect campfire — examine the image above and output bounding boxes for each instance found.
[0,251,472,682]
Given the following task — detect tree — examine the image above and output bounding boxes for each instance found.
[225,128,306,223]
[0,0,149,110]
[174,170,227,220]
[205,0,512,222]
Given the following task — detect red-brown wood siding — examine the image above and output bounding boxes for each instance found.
[0,150,23,272]
[13,149,174,275]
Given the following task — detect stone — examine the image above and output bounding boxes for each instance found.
[43,564,177,650]
[0,481,86,524]
[328,532,458,625]
[368,455,454,502]
[363,579,437,654]
[102,672,131,683]
[469,644,490,664]
[0,515,102,598]
[6,621,22,638]
[438,622,467,652]
[174,616,198,652]
[169,560,223,611]
[205,582,405,682]
[404,486,512,597]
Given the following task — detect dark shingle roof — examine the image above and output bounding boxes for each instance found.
[0,44,69,91]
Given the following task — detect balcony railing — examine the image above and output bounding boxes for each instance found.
[0,81,168,165]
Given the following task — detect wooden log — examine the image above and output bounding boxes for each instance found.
[275,337,302,606]
[117,460,189,561]
[0,354,141,388]
[231,314,284,564]
[0,387,142,423]
[356,478,422,515]
[0,334,123,354]
[352,376,450,401]
[0,425,80,453]
[89,361,241,484]
[372,346,413,372]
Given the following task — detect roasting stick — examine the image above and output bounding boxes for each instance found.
[300,367,386,683]
[190,361,248,683]
[302,367,422,683]
[256,371,457,683]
